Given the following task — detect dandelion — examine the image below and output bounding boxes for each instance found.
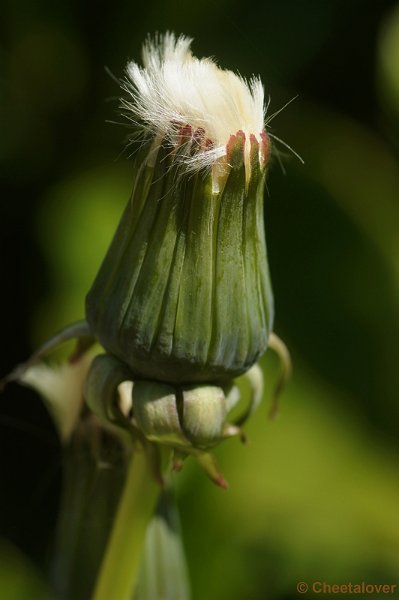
[86,32,275,386]
[3,33,292,600]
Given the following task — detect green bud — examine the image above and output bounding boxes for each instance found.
[86,129,273,384]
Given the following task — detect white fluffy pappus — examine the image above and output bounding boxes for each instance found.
[121,33,267,181]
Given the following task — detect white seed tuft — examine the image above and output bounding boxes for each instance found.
[121,33,266,179]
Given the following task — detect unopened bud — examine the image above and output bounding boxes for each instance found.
[86,130,273,384]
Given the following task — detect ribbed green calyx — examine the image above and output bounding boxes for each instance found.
[86,130,273,384]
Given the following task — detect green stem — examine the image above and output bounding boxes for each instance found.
[92,447,161,600]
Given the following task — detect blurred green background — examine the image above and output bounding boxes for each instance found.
[1,0,399,598]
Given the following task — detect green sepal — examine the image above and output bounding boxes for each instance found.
[180,385,226,448]
[1,319,94,389]
[132,381,191,448]
[84,354,133,426]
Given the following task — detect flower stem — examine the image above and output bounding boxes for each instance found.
[92,447,161,600]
